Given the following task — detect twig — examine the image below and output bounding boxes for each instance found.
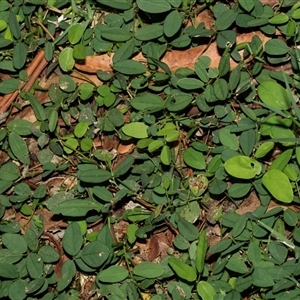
[0,50,48,113]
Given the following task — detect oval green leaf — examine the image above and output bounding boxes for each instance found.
[257,80,290,110]
[113,59,146,75]
[262,169,293,203]
[224,156,261,179]
[168,257,197,282]
[98,266,129,283]
[122,122,149,139]
[133,262,164,278]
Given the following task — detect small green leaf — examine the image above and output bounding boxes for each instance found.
[224,156,261,179]
[63,222,83,256]
[8,132,30,165]
[137,0,171,13]
[98,266,129,283]
[135,25,163,41]
[168,257,197,282]
[238,0,254,12]
[0,78,20,94]
[131,93,164,112]
[257,81,290,110]
[177,78,204,90]
[97,0,131,10]
[78,168,111,183]
[252,267,274,287]
[197,281,216,300]
[59,47,75,72]
[262,169,293,203]
[269,13,289,25]
[183,148,206,170]
[26,93,46,121]
[164,10,182,37]
[74,121,89,138]
[195,230,208,274]
[113,59,146,75]
[133,262,164,278]
[122,122,149,139]
[255,142,274,158]
[13,42,28,69]
[50,199,102,217]
[68,24,85,44]
[177,218,199,242]
[265,39,289,56]
[219,128,239,150]
[7,119,32,136]
[101,28,132,42]
[160,145,171,165]
[81,240,110,268]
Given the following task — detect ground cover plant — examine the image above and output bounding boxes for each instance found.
[1,0,300,299]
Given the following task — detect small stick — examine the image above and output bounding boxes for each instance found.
[0,50,48,113]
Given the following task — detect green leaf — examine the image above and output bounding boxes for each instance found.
[2,233,27,253]
[177,218,199,241]
[164,10,182,37]
[168,257,197,282]
[0,263,19,279]
[101,28,132,42]
[265,39,289,56]
[98,266,129,283]
[257,81,290,110]
[131,93,164,112]
[0,162,19,181]
[160,145,171,165]
[177,78,204,90]
[26,253,44,278]
[196,230,208,274]
[68,23,84,44]
[38,245,60,263]
[197,281,216,300]
[224,156,262,179]
[59,47,75,72]
[269,13,289,25]
[62,222,83,256]
[137,0,171,13]
[114,155,135,177]
[226,253,248,273]
[122,122,149,138]
[269,149,293,171]
[252,267,274,287]
[135,25,164,41]
[7,119,32,135]
[50,199,102,217]
[219,128,238,150]
[133,262,164,278]
[81,240,110,268]
[166,94,193,112]
[213,78,228,100]
[57,260,76,292]
[48,110,58,133]
[238,0,254,12]
[228,183,251,198]
[26,93,46,121]
[262,169,293,203]
[97,0,132,10]
[78,168,111,183]
[13,42,28,69]
[183,148,206,170]
[8,132,30,165]
[255,142,274,158]
[113,59,146,75]
[0,78,20,94]
[74,121,89,138]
